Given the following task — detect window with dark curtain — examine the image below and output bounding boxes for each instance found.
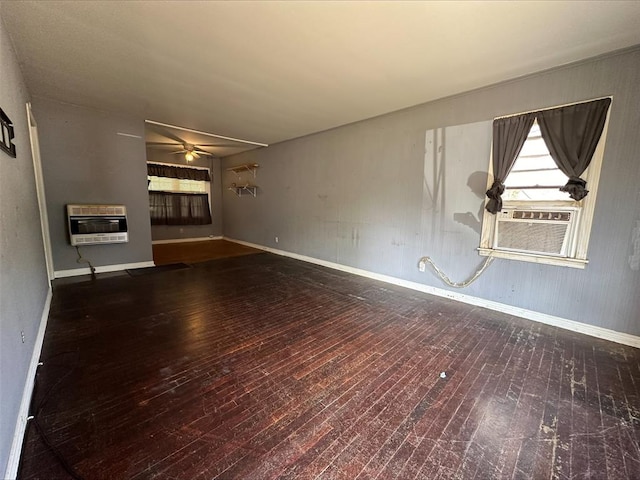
[485,98,611,212]
[147,163,212,225]
[149,192,212,225]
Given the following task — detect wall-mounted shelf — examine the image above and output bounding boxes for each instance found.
[226,163,259,197]
[227,163,259,178]
[228,184,258,197]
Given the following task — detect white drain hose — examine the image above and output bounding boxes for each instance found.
[418,256,495,288]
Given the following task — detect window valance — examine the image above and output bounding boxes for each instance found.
[147,163,211,182]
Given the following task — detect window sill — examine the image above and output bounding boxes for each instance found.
[477,248,588,269]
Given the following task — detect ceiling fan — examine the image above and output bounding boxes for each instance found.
[159,142,214,160]
[145,121,269,161]
[146,141,241,161]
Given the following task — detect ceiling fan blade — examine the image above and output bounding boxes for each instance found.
[196,143,245,148]
[151,127,187,146]
[170,150,187,154]
[146,142,182,146]
[194,149,214,156]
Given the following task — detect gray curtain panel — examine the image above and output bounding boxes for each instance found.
[537,98,611,201]
[149,192,212,225]
[147,163,211,182]
[485,112,536,214]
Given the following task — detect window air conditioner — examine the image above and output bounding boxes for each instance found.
[494,207,580,257]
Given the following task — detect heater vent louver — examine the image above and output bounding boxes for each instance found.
[70,205,125,216]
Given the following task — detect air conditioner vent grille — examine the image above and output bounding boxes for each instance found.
[494,206,580,257]
[497,222,568,255]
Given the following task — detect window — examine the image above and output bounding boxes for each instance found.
[147,163,212,226]
[479,98,611,268]
[148,176,207,194]
[502,121,569,202]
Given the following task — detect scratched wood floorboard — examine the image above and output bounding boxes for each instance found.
[18,252,640,479]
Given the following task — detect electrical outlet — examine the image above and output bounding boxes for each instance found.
[275,236,279,243]
[418,261,426,272]
[21,331,25,343]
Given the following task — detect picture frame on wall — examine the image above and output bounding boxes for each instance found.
[1,107,17,157]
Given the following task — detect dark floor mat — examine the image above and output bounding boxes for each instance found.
[126,263,191,276]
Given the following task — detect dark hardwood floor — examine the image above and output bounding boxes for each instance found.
[18,253,640,479]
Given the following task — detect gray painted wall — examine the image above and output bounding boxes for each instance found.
[0,14,49,477]
[146,149,223,241]
[223,47,640,337]
[32,97,153,272]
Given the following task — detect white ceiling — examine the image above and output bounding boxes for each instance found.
[3,1,640,155]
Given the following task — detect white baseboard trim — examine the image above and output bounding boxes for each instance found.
[54,261,156,278]
[5,287,52,480]
[152,236,223,245]
[224,237,640,349]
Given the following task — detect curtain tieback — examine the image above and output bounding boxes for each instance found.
[485,180,505,214]
[560,176,589,201]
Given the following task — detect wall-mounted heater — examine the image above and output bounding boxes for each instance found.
[67,204,128,246]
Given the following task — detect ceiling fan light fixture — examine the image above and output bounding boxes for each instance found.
[185,152,194,161]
